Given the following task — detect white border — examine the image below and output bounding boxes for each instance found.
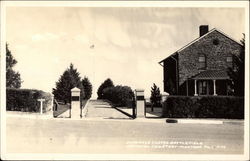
[0,1,248,8]
[0,0,7,159]
[243,3,249,160]
[1,1,249,160]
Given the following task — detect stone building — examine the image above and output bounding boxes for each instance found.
[159,25,243,96]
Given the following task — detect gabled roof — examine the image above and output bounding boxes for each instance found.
[191,70,230,80]
[159,28,243,64]
[71,87,80,91]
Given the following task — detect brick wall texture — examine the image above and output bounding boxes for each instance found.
[178,30,242,86]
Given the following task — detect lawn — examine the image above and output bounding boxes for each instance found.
[53,103,70,117]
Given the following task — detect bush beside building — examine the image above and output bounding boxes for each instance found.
[7,88,52,112]
[162,96,244,119]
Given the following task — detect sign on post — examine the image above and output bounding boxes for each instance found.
[37,99,45,114]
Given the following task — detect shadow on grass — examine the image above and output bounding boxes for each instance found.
[53,104,70,118]
[113,107,135,119]
[145,107,163,119]
[82,99,88,108]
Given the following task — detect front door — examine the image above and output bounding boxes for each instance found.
[198,80,213,95]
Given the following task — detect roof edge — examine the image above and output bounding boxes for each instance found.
[158,29,217,64]
[159,27,243,65]
[178,28,216,53]
[178,28,243,53]
[215,28,244,47]
[158,52,178,64]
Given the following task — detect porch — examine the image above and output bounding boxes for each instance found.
[186,70,232,96]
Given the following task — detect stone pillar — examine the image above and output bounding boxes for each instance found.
[71,87,81,119]
[135,89,145,118]
[213,80,217,96]
[37,99,45,114]
[194,80,198,96]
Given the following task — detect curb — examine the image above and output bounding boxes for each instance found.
[7,113,53,119]
[166,119,223,124]
[178,119,223,124]
[165,118,243,125]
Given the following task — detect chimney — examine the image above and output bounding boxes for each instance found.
[199,25,209,37]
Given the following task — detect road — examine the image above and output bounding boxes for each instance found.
[6,117,244,154]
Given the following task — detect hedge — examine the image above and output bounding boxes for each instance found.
[102,85,134,107]
[6,88,52,112]
[162,96,244,119]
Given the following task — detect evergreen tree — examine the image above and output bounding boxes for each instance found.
[6,43,22,88]
[150,83,162,107]
[228,34,245,96]
[82,76,92,99]
[53,63,84,104]
[97,78,114,99]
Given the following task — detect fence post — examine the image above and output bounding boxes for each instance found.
[132,96,136,118]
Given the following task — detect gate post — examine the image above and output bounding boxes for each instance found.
[135,89,145,118]
[71,87,81,119]
[132,96,136,118]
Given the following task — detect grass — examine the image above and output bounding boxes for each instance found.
[53,104,70,117]
[81,99,88,109]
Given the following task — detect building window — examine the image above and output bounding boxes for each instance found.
[198,54,206,69]
[198,81,208,95]
[226,56,232,63]
[213,38,219,45]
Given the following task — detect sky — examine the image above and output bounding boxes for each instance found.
[6,7,245,98]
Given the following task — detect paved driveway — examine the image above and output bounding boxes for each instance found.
[85,100,162,119]
[85,100,132,119]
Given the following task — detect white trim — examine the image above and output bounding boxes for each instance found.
[194,80,198,96]
[213,80,217,96]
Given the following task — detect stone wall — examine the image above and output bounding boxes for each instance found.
[178,30,242,86]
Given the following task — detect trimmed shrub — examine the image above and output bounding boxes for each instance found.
[103,85,134,107]
[6,88,52,112]
[145,101,152,107]
[162,96,244,119]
